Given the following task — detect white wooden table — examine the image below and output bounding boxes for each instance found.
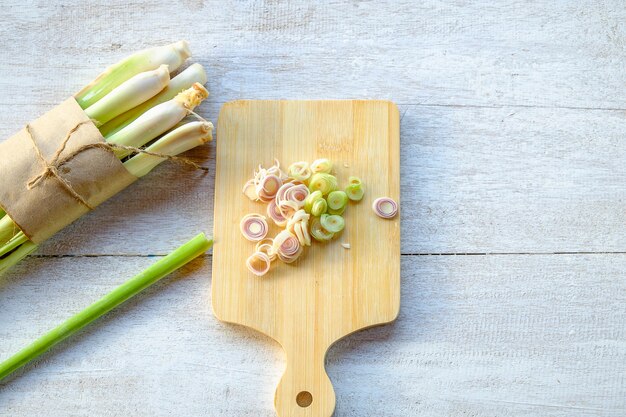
[1,1,625,416]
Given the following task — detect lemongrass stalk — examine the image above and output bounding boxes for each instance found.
[0,242,38,276]
[0,233,212,379]
[123,121,213,178]
[75,41,191,109]
[99,63,208,137]
[0,214,19,245]
[0,232,28,258]
[106,83,209,159]
[83,65,170,126]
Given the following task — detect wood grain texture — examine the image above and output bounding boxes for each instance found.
[0,0,625,416]
[212,100,400,416]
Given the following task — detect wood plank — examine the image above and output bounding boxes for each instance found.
[1,254,624,416]
[1,103,624,255]
[0,1,624,109]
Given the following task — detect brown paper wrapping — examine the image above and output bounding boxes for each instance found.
[0,98,138,244]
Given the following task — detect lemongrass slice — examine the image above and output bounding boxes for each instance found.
[273,230,302,263]
[372,197,398,219]
[310,217,334,242]
[243,179,259,200]
[287,210,311,247]
[304,190,323,213]
[257,174,283,202]
[320,214,345,233]
[246,252,271,276]
[255,238,277,261]
[267,199,288,227]
[308,173,338,196]
[283,184,309,208]
[327,190,348,211]
[346,184,365,201]
[287,161,312,182]
[240,214,269,242]
[311,158,333,174]
[341,243,351,249]
[311,199,328,217]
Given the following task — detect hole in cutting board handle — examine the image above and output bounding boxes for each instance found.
[296,391,313,408]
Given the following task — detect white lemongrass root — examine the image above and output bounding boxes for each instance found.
[107,83,209,158]
[76,40,191,109]
[123,121,213,178]
[99,63,208,137]
[84,65,170,126]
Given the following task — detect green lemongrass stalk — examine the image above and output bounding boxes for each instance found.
[75,41,191,109]
[83,65,170,126]
[0,242,38,276]
[123,121,213,178]
[0,232,28,258]
[107,83,209,159]
[99,63,207,137]
[0,214,18,245]
[0,233,212,380]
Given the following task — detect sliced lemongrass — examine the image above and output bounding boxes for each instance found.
[99,63,208,137]
[373,197,398,219]
[311,158,333,174]
[311,199,327,217]
[257,175,282,202]
[346,183,365,201]
[304,190,323,213]
[310,217,334,242]
[320,214,345,233]
[0,232,28,258]
[246,252,271,276]
[243,179,258,200]
[283,184,309,208]
[327,206,346,216]
[308,173,338,196]
[84,65,170,126]
[348,176,362,186]
[267,199,288,227]
[76,41,191,109]
[287,161,312,182]
[123,121,213,178]
[341,243,351,249]
[255,238,277,261]
[286,210,311,247]
[106,83,208,159]
[240,214,269,242]
[327,190,348,211]
[273,230,302,263]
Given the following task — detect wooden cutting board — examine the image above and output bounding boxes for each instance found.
[212,100,400,417]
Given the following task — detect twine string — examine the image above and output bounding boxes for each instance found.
[25,120,209,211]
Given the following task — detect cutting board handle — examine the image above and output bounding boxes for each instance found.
[274,348,335,417]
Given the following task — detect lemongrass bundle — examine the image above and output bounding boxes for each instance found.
[0,41,213,275]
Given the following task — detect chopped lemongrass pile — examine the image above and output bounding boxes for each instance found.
[239,159,366,276]
[0,41,212,275]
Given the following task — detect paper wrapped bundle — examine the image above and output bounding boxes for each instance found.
[0,42,214,274]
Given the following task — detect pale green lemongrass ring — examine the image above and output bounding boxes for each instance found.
[311,199,327,217]
[320,214,345,233]
[107,83,209,159]
[308,173,338,196]
[99,63,208,137]
[327,190,348,211]
[76,41,191,109]
[84,65,170,126]
[311,158,333,174]
[327,206,346,216]
[123,121,213,178]
[346,183,365,201]
[310,217,334,242]
[304,190,323,213]
[287,161,312,182]
[348,176,362,186]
